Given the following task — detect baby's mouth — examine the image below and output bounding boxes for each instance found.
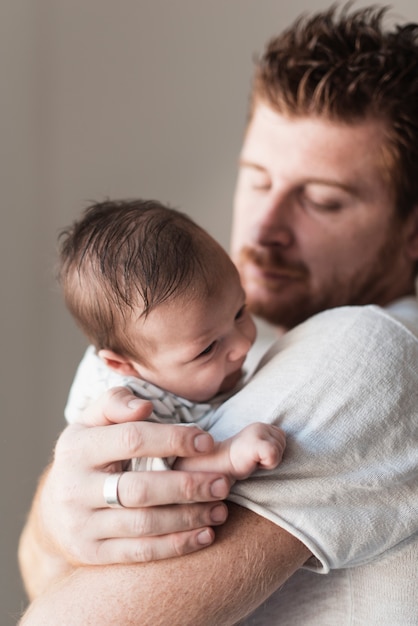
[219,367,243,394]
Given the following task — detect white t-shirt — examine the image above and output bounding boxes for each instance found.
[208,300,418,624]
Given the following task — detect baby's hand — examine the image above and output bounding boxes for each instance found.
[227,423,286,480]
[174,423,286,481]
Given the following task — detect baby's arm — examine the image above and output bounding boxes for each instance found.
[175,423,286,480]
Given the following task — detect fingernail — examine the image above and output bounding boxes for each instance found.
[197,529,213,546]
[127,398,145,410]
[210,478,229,498]
[194,433,212,453]
[210,504,228,523]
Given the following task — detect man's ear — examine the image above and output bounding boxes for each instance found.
[98,349,139,377]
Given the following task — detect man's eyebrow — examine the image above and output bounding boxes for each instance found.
[239,159,356,193]
[238,159,267,171]
[303,178,356,193]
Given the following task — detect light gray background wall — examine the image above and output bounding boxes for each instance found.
[1,1,416,623]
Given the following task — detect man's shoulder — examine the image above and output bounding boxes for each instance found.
[306,301,417,332]
[312,302,418,350]
[260,302,418,370]
[295,301,418,340]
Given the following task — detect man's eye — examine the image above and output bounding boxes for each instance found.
[301,191,343,212]
[198,342,215,357]
[309,200,342,211]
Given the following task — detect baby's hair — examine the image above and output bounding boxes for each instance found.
[58,199,231,358]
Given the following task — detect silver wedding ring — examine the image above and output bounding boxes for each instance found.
[103,472,124,508]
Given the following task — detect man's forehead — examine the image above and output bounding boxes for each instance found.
[247,102,383,138]
[242,103,388,172]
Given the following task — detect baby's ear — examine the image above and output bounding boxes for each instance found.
[98,349,139,377]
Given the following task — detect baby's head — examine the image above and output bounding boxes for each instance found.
[59,199,256,402]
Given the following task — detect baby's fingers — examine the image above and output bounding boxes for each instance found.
[258,426,286,469]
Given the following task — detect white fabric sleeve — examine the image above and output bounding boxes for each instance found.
[208,305,418,573]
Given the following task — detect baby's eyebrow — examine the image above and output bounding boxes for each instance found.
[181,332,216,361]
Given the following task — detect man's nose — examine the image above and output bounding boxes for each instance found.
[254,191,294,247]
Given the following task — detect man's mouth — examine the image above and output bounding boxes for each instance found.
[248,264,305,281]
[239,247,308,283]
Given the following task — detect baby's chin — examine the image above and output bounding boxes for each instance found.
[187,368,244,403]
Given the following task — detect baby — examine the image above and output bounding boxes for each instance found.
[59,199,285,480]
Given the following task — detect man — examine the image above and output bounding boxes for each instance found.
[19,5,418,624]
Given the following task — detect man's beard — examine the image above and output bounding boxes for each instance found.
[235,236,413,331]
[236,246,315,329]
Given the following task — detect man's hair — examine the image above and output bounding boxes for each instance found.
[58,199,229,358]
[251,3,418,216]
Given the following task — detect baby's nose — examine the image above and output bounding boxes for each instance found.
[228,332,252,362]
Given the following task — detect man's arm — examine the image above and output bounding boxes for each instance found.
[18,466,76,600]
[20,503,310,625]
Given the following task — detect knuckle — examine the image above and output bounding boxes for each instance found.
[131,511,152,537]
[184,505,205,529]
[171,531,190,557]
[165,425,185,455]
[120,422,144,458]
[179,472,197,502]
[106,386,130,403]
[124,473,149,507]
[70,540,96,566]
[44,470,79,510]
[165,424,199,456]
[133,540,154,563]
[106,386,122,400]
[54,427,79,460]
[60,477,83,506]
[94,540,116,565]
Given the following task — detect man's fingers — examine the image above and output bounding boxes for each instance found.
[71,500,229,564]
[60,420,215,468]
[118,470,230,507]
[90,502,229,539]
[88,469,230,509]
[93,528,217,564]
[79,386,154,426]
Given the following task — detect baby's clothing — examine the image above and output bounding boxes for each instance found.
[65,345,242,469]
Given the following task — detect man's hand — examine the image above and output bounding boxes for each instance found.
[18,387,230,599]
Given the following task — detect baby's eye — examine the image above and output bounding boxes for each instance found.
[235,305,246,320]
[198,342,216,357]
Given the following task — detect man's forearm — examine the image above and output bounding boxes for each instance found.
[18,466,74,600]
[20,504,310,625]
